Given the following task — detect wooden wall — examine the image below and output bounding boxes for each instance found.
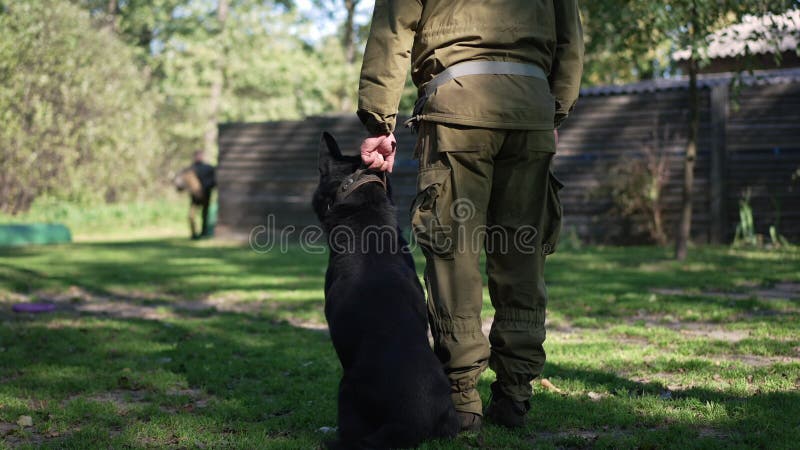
[723,83,800,241]
[217,81,800,244]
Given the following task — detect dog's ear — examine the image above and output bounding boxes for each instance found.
[319,132,344,177]
[321,132,343,160]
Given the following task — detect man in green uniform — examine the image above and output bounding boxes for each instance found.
[357,0,583,431]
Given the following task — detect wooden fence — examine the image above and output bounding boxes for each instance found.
[217,74,800,244]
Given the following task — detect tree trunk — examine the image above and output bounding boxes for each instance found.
[204,0,229,158]
[106,0,117,32]
[675,0,699,261]
[343,0,357,65]
[338,0,358,111]
[675,55,699,260]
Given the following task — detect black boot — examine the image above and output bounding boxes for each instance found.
[484,383,530,429]
[457,411,482,432]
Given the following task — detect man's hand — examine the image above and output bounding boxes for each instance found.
[554,129,559,147]
[360,133,397,173]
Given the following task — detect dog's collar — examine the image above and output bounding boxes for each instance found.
[333,167,387,206]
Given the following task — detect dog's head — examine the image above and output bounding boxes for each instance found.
[173,167,202,198]
[312,132,392,224]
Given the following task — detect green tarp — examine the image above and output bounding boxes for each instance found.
[207,203,218,237]
[0,224,72,247]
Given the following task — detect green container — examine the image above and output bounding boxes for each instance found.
[205,203,218,237]
[0,223,72,247]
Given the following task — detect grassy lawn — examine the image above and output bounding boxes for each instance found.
[1,239,799,449]
[0,196,190,242]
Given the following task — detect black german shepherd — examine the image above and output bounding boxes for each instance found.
[312,132,459,449]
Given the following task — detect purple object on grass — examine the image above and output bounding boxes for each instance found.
[12,303,57,313]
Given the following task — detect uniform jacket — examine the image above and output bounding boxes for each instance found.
[192,161,216,192]
[357,0,584,135]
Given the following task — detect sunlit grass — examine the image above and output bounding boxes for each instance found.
[1,241,798,448]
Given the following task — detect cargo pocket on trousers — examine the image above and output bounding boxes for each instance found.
[541,171,564,255]
[411,166,454,258]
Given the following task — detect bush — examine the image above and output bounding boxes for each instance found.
[0,0,162,213]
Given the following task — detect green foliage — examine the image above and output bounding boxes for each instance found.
[769,225,792,248]
[0,0,163,213]
[0,0,367,214]
[605,146,671,245]
[734,189,795,250]
[580,0,799,84]
[734,190,759,248]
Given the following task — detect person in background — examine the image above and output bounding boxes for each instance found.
[357,0,583,432]
[174,151,216,239]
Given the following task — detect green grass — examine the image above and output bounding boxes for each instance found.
[1,240,799,449]
[0,195,190,241]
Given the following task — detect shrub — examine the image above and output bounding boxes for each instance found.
[0,0,162,213]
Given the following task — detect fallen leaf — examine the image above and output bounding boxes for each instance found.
[587,391,606,401]
[746,375,754,384]
[713,374,722,382]
[539,378,563,394]
[659,390,673,400]
[318,426,337,434]
[17,415,33,427]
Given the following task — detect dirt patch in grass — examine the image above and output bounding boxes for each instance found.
[714,354,800,366]
[676,326,750,343]
[533,425,731,447]
[162,387,213,413]
[284,316,328,331]
[626,312,762,342]
[3,286,270,321]
[60,387,213,416]
[78,389,150,414]
[533,426,672,446]
[0,420,55,447]
[651,281,800,301]
[0,421,18,437]
[697,427,732,439]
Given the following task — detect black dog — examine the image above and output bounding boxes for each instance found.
[312,132,459,449]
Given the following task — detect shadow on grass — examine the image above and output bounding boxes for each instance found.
[1,241,799,447]
[3,303,798,448]
[1,308,339,447]
[473,363,800,448]
[0,238,328,303]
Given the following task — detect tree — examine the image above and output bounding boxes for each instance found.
[204,0,229,156]
[309,0,369,110]
[583,0,799,260]
[0,0,162,212]
[73,0,334,161]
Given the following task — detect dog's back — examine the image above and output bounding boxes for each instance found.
[313,133,459,448]
[327,273,459,448]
